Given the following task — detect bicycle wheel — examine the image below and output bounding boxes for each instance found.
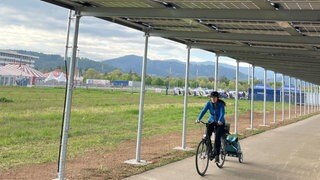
[216,138,226,168]
[237,144,244,163]
[238,152,244,163]
[195,140,209,176]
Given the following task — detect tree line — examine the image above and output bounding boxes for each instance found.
[83,68,284,91]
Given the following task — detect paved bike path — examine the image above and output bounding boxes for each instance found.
[125,114,320,180]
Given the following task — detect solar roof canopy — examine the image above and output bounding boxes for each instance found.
[42,0,320,85]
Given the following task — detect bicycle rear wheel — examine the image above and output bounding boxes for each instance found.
[195,140,209,176]
[216,138,226,168]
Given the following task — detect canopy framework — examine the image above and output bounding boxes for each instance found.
[42,0,320,84]
[40,1,320,179]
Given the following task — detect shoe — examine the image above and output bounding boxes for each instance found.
[210,153,215,161]
[215,155,220,163]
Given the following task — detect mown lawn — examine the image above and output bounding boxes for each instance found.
[0,86,287,169]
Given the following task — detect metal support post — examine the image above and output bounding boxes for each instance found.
[281,74,285,121]
[318,86,320,112]
[299,80,302,116]
[214,55,219,91]
[312,84,314,113]
[262,68,267,126]
[295,78,297,117]
[57,9,72,176]
[248,64,250,85]
[308,83,310,114]
[304,81,306,115]
[249,65,255,129]
[234,60,239,134]
[125,32,151,165]
[58,11,81,180]
[289,77,291,119]
[273,72,276,123]
[181,45,191,150]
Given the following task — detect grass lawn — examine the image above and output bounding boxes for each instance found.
[0,86,288,169]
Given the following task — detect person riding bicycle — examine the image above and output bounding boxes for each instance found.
[196,91,226,163]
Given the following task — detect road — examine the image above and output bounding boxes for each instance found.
[125,114,320,180]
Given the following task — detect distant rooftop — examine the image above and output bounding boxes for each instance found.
[0,50,39,67]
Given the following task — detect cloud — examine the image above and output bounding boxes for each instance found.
[0,1,68,30]
[0,0,246,66]
[0,24,66,54]
[0,1,189,61]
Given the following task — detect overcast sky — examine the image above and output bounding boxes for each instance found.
[0,0,248,67]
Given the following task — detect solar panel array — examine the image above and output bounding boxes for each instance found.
[42,0,320,84]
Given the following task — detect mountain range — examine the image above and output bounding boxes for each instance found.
[101,55,249,80]
[17,50,274,80]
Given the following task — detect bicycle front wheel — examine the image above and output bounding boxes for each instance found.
[195,140,209,176]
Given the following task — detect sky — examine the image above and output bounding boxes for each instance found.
[0,0,249,67]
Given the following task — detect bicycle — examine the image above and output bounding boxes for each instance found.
[195,121,227,176]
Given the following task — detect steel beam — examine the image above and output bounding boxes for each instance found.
[150,30,320,45]
[79,8,320,22]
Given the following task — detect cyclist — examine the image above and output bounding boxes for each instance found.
[196,91,226,163]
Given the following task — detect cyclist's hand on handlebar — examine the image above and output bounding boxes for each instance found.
[195,119,200,124]
[218,121,223,125]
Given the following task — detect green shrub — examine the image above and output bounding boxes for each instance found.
[0,97,13,103]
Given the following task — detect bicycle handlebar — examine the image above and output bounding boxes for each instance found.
[196,121,209,125]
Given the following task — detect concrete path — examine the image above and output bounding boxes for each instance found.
[125,115,320,180]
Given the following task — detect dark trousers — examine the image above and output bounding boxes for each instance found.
[206,122,224,156]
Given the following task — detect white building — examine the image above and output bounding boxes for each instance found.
[0,50,38,68]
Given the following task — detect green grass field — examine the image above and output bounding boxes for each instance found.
[0,86,287,169]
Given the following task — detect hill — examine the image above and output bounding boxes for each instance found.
[16,50,115,73]
[103,55,248,80]
[14,50,273,80]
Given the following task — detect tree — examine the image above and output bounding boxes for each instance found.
[176,78,184,87]
[219,82,227,90]
[152,77,164,86]
[108,69,123,80]
[145,76,152,85]
[121,73,132,81]
[131,73,141,81]
[84,68,102,79]
[189,80,197,88]
[219,76,229,86]
[255,79,263,84]
[228,80,235,90]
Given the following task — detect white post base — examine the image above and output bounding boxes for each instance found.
[246,127,257,130]
[173,146,194,151]
[259,124,270,127]
[124,159,151,166]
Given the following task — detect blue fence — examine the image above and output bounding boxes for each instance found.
[248,84,304,104]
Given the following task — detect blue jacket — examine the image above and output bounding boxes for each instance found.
[197,100,225,124]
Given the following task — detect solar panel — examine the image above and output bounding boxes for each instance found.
[41,0,320,83]
[292,22,320,36]
[66,0,157,8]
[168,0,260,9]
[198,20,290,35]
[271,0,320,10]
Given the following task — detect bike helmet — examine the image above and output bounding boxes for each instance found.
[210,91,220,98]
